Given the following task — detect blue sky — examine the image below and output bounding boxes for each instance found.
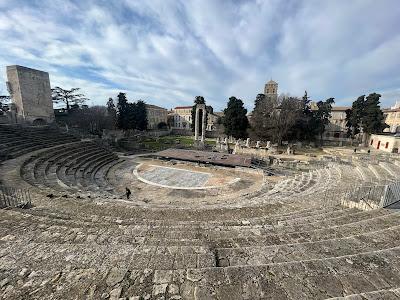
[0,0,400,111]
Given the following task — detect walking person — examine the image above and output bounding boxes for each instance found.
[125,187,131,200]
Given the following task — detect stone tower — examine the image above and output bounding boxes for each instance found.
[264,79,278,101]
[6,65,55,125]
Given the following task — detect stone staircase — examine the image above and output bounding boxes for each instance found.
[1,192,400,299]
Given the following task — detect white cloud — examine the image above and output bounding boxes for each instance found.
[0,0,399,111]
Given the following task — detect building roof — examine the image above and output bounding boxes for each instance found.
[174,106,193,109]
[383,108,400,113]
[331,106,351,111]
[145,104,167,110]
[266,79,278,85]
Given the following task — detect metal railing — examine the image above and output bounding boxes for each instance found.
[343,180,400,208]
[381,181,400,207]
[0,186,32,208]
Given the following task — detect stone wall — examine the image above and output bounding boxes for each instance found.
[6,65,55,124]
[340,198,380,211]
[234,147,269,158]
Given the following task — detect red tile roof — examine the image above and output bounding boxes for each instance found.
[174,106,193,109]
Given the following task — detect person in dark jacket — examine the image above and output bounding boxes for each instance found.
[125,187,131,200]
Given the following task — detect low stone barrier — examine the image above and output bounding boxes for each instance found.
[340,198,380,211]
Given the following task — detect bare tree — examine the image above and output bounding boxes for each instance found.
[251,95,302,145]
[270,96,302,145]
[67,106,114,134]
[52,87,88,110]
[0,95,11,113]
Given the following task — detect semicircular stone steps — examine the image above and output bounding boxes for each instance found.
[1,206,400,299]
[2,130,400,299]
[0,124,79,161]
[19,141,124,197]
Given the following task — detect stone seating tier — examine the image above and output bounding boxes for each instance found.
[19,141,121,197]
[1,198,400,299]
[0,124,79,161]
[1,128,400,298]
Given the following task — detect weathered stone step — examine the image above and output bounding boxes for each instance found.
[2,246,400,299]
[2,208,396,245]
[2,211,400,253]
[1,202,355,228]
[216,225,400,267]
[326,288,400,299]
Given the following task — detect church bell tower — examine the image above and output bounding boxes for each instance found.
[264,79,278,100]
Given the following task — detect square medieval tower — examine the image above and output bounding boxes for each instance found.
[6,65,55,125]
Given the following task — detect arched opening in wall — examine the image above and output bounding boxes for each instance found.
[32,118,47,126]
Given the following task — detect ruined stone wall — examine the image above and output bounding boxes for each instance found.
[234,147,269,158]
[6,65,54,124]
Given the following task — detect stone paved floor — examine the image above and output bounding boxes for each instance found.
[139,165,211,188]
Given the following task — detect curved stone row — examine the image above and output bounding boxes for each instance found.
[1,132,400,298]
[20,141,123,197]
[0,124,78,161]
[1,199,400,299]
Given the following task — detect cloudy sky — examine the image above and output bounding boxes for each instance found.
[0,0,399,111]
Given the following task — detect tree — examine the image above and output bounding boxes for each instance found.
[345,93,387,144]
[268,96,302,145]
[115,93,148,131]
[77,106,114,134]
[312,98,335,146]
[135,100,148,131]
[51,87,88,111]
[116,92,129,130]
[250,93,269,140]
[55,105,115,134]
[362,93,387,134]
[106,97,117,129]
[126,103,137,130]
[0,95,11,103]
[250,94,303,144]
[345,95,364,139]
[0,95,11,112]
[223,97,249,138]
[292,91,315,141]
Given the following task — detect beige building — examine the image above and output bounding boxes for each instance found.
[369,134,400,153]
[310,103,351,138]
[169,105,223,131]
[145,104,168,129]
[207,111,223,131]
[170,106,193,129]
[6,65,55,125]
[325,106,351,138]
[383,101,400,133]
